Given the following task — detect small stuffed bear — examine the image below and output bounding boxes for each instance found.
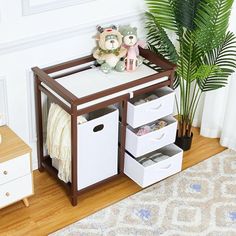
[93,25,127,73]
[119,25,146,71]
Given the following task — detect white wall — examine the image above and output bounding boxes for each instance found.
[0,0,145,169]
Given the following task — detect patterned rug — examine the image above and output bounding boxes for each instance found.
[50,149,236,236]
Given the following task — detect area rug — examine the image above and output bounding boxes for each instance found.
[50,149,236,236]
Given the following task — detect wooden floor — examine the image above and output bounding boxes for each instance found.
[0,127,225,236]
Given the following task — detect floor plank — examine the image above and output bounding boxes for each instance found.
[0,127,225,236]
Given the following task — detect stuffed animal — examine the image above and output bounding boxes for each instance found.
[93,25,127,73]
[119,25,146,71]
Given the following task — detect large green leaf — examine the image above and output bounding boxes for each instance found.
[194,0,234,51]
[146,12,179,63]
[146,0,178,31]
[198,31,236,92]
[174,0,201,30]
[192,65,221,81]
[177,29,203,81]
[145,0,201,33]
[173,71,180,89]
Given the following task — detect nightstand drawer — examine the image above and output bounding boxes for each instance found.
[0,174,33,208]
[0,153,31,185]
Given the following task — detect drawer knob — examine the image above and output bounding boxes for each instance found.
[3,170,8,175]
[5,192,10,197]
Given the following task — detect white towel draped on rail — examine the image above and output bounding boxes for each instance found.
[46,103,87,183]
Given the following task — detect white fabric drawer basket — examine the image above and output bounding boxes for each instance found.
[124,144,183,188]
[125,116,177,157]
[52,107,119,190]
[127,86,175,128]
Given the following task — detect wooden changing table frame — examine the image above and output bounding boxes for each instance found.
[32,48,176,206]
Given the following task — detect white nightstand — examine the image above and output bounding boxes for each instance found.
[0,126,34,208]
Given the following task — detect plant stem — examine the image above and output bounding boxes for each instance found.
[190,90,202,126]
[188,80,198,115]
[175,95,180,117]
[184,32,194,136]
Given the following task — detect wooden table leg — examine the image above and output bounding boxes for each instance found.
[23,198,29,207]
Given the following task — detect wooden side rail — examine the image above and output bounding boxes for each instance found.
[43,50,176,75]
[39,85,71,113]
[139,47,177,70]
[32,67,78,104]
[42,55,94,74]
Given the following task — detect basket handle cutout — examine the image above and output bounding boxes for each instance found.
[150,104,162,110]
[93,124,104,132]
[160,164,172,169]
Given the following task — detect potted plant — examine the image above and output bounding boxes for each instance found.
[145,0,236,150]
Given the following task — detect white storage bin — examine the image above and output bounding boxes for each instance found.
[127,86,175,128]
[52,107,119,190]
[124,144,183,188]
[126,116,177,157]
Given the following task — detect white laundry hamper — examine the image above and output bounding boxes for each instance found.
[52,107,119,190]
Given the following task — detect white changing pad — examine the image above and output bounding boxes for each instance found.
[56,64,158,98]
[43,64,168,109]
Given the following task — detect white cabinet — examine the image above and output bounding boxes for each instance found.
[0,126,34,209]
